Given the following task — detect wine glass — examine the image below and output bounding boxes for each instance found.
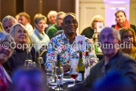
[55,66,64,91]
[70,67,78,85]
[24,59,33,68]
[50,54,56,83]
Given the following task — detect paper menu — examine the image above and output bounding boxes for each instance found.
[97,22,103,33]
[75,35,85,51]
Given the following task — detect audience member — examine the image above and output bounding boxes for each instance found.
[2,15,17,33]
[0,31,14,91]
[12,68,48,91]
[69,27,136,91]
[81,15,104,53]
[111,10,136,32]
[34,13,48,33]
[3,23,36,76]
[16,12,33,35]
[46,11,66,39]
[81,15,105,39]
[46,13,97,72]
[30,14,50,51]
[45,10,57,32]
[119,28,136,60]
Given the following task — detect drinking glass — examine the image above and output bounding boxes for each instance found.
[55,66,64,91]
[24,59,33,68]
[70,67,78,85]
[46,58,57,90]
[50,55,56,83]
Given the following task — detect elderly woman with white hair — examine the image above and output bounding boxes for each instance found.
[81,15,105,39]
[3,23,37,76]
[0,31,14,91]
[81,15,105,54]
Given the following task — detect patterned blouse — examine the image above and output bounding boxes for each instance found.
[45,33,97,70]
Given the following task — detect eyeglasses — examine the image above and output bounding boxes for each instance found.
[122,35,133,39]
[65,20,77,25]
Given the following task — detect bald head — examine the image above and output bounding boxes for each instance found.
[99,27,120,42]
[98,27,120,57]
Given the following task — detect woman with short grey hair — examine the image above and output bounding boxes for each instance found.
[30,15,50,52]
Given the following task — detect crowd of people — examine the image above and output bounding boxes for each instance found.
[0,10,136,91]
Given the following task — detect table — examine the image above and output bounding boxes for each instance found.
[48,73,81,91]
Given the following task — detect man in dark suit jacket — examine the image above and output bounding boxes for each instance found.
[69,27,136,91]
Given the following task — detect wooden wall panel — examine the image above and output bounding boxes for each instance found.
[0,0,16,20]
[42,0,58,16]
[61,0,75,13]
[0,0,76,24]
[16,0,24,13]
[24,0,40,26]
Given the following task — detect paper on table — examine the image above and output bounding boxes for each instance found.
[63,78,73,83]
[49,78,73,85]
[68,84,75,88]
[97,22,103,33]
[75,35,85,51]
[76,73,82,81]
[70,58,78,67]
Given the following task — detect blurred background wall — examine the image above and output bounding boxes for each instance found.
[0,0,135,34]
[0,0,75,26]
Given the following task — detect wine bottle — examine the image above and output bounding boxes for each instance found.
[77,51,85,81]
[36,51,41,67]
[36,52,43,69]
